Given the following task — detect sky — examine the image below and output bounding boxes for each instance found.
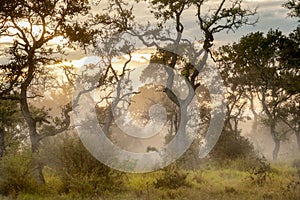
[0,0,298,64]
[213,0,299,45]
[80,0,299,63]
[127,0,298,43]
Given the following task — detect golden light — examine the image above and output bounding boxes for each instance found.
[0,36,14,44]
[6,21,42,37]
[50,36,68,46]
[122,53,152,63]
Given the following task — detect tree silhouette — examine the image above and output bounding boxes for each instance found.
[0,0,98,184]
[218,30,299,160]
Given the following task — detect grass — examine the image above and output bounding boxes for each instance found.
[1,162,299,200]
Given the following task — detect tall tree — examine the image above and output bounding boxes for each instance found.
[69,0,257,170]
[280,1,300,149]
[0,0,97,184]
[145,0,257,52]
[131,0,256,116]
[115,0,257,160]
[138,0,256,148]
[218,30,297,160]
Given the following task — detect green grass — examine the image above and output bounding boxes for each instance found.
[2,162,299,200]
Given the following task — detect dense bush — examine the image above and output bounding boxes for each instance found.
[154,165,189,189]
[0,150,37,196]
[293,159,300,179]
[210,130,257,161]
[247,156,271,185]
[41,132,124,195]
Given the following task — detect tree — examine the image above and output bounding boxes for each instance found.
[0,0,98,184]
[218,30,298,160]
[133,0,257,152]
[0,100,23,158]
[281,95,300,150]
[281,0,300,151]
[284,0,300,19]
[68,0,257,172]
[145,0,257,52]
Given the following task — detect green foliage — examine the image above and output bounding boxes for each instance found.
[282,179,300,200]
[278,159,300,199]
[0,150,37,196]
[154,167,189,189]
[0,100,24,157]
[293,159,300,179]
[284,0,300,19]
[41,132,124,195]
[247,156,271,185]
[0,100,20,126]
[217,29,300,159]
[0,160,298,199]
[210,130,256,161]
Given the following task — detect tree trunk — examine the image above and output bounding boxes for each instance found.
[270,121,280,160]
[20,69,45,184]
[261,91,280,160]
[28,122,45,185]
[273,138,280,160]
[31,154,45,185]
[251,113,258,134]
[29,131,45,184]
[20,119,45,184]
[25,117,45,185]
[296,133,300,151]
[249,91,258,134]
[0,127,4,158]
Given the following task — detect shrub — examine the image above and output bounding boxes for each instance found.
[210,130,257,161]
[281,159,300,199]
[0,150,37,196]
[41,132,124,195]
[154,166,189,189]
[247,156,271,185]
[293,159,300,179]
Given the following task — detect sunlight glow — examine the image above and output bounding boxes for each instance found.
[0,36,14,44]
[67,53,152,71]
[50,36,68,46]
[123,53,152,63]
[6,21,42,37]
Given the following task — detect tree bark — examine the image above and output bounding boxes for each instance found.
[0,127,4,158]
[20,98,45,184]
[261,91,280,160]
[296,132,300,151]
[273,138,280,160]
[31,152,45,185]
[270,121,280,160]
[249,92,258,134]
[20,104,45,184]
[20,58,45,185]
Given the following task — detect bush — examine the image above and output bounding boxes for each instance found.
[41,132,124,195]
[293,159,300,179]
[281,161,300,200]
[154,166,189,189]
[0,150,37,196]
[210,130,257,161]
[247,156,271,185]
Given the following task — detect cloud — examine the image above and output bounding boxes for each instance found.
[212,0,298,46]
[0,0,297,63]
